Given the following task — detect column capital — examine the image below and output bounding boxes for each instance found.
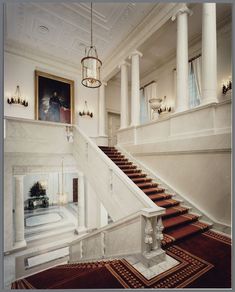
[128,50,143,59]
[14,175,24,180]
[171,4,193,21]
[118,60,131,69]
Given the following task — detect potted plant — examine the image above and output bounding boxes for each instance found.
[28,181,49,209]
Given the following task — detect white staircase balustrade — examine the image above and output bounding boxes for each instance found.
[73,125,164,221]
[69,208,165,267]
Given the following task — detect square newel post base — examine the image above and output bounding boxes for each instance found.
[138,249,166,268]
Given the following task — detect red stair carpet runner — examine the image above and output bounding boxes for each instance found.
[11,231,231,289]
[99,146,209,246]
[11,146,231,289]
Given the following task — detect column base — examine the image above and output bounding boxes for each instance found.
[175,105,188,113]
[13,240,27,251]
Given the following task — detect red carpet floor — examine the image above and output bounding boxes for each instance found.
[11,230,231,289]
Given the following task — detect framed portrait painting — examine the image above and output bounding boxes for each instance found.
[35,70,74,124]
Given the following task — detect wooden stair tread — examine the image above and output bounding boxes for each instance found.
[162,222,209,246]
[156,199,180,208]
[127,173,147,179]
[136,182,158,189]
[131,177,152,183]
[148,193,172,201]
[162,214,199,229]
[161,206,189,218]
[143,187,165,194]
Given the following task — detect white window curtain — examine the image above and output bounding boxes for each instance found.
[191,56,202,101]
[188,62,200,108]
[140,88,148,124]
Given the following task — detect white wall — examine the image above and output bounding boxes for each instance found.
[4,52,99,137]
[117,101,232,227]
[105,80,121,114]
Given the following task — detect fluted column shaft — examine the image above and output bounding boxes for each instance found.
[14,175,25,245]
[172,5,192,112]
[99,82,107,136]
[119,61,130,128]
[77,173,86,233]
[201,3,218,104]
[129,51,142,126]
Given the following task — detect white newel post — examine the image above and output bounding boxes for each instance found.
[14,175,26,248]
[201,3,218,104]
[172,4,192,112]
[129,51,143,126]
[119,61,130,129]
[76,173,86,234]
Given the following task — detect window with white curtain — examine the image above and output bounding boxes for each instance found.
[189,63,200,108]
[189,56,202,108]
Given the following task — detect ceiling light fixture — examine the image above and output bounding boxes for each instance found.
[81,2,102,88]
[38,25,49,34]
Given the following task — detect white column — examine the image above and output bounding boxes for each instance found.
[172,4,192,112]
[129,51,143,126]
[76,173,86,234]
[14,175,26,248]
[98,82,107,137]
[119,61,130,129]
[201,3,218,104]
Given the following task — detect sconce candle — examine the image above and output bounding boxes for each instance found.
[79,101,93,118]
[222,79,232,95]
[7,85,29,107]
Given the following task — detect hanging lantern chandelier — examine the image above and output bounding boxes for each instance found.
[81,3,102,88]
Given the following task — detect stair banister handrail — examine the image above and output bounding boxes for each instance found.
[71,207,164,245]
[74,125,163,210]
[69,207,166,266]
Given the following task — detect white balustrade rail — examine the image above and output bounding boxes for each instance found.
[70,208,165,267]
[73,125,164,221]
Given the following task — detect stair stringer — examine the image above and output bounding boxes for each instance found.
[117,145,231,236]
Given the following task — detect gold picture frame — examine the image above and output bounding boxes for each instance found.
[35,70,74,124]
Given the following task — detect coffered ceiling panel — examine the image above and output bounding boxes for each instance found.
[5,2,156,69]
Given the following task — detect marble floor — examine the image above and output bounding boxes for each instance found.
[4,204,79,288]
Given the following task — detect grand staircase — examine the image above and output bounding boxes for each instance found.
[99,146,211,247]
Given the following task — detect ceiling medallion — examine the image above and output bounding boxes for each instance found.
[81,2,102,88]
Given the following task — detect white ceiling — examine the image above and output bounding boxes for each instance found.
[5,2,157,69]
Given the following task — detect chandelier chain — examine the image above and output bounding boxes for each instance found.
[91,2,93,48]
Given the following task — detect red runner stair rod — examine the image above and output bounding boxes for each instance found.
[99,146,210,246]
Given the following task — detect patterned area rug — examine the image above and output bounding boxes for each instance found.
[11,245,214,289]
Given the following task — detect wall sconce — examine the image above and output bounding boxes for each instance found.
[222,79,232,95]
[158,96,171,115]
[7,85,28,107]
[79,101,93,118]
[65,126,73,143]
